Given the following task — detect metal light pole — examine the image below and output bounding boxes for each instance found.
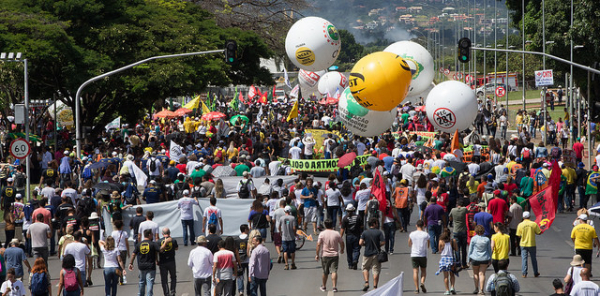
[522,0,526,110]
[75,50,224,158]
[542,0,546,69]
[483,0,487,100]
[569,0,574,146]
[494,0,498,104]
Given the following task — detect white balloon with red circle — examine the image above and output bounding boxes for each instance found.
[285,17,341,71]
[317,71,348,96]
[383,41,435,97]
[425,81,477,132]
[338,87,397,137]
[299,69,326,98]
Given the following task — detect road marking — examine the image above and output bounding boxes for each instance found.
[553,226,562,232]
[565,239,574,247]
[328,291,334,296]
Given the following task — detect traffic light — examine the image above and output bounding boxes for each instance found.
[458,37,471,64]
[225,40,237,64]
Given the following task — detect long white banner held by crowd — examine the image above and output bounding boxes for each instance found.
[364,272,403,296]
[220,175,297,198]
[103,198,255,239]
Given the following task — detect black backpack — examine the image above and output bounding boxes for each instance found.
[239,180,252,199]
[494,271,514,296]
[175,182,187,199]
[77,197,95,218]
[150,157,157,172]
[367,199,380,219]
[14,172,25,188]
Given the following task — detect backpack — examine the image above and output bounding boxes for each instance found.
[63,268,79,292]
[276,166,287,176]
[30,272,48,294]
[123,183,139,205]
[77,198,95,218]
[367,199,380,219]
[521,148,531,160]
[81,166,93,180]
[215,149,223,160]
[207,209,219,226]
[238,180,252,199]
[14,173,25,188]
[175,182,187,199]
[493,271,514,296]
[551,147,561,159]
[150,157,157,172]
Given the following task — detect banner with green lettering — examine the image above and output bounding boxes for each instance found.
[278,155,369,173]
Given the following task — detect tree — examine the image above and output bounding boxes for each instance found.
[336,30,365,71]
[0,0,273,136]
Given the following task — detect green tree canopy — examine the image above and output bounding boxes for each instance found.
[0,0,273,134]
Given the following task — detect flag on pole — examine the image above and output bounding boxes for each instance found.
[363,273,403,296]
[528,160,561,233]
[230,87,239,112]
[333,87,341,99]
[201,100,211,115]
[284,67,292,88]
[183,95,201,110]
[239,90,245,105]
[105,117,121,131]
[256,106,263,123]
[287,100,299,122]
[268,86,274,104]
[169,141,185,162]
[248,85,257,100]
[371,168,387,212]
[290,84,299,98]
[450,129,460,154]
[258,91,268,105]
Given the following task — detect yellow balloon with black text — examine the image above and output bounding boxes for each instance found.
[348,51,412,111]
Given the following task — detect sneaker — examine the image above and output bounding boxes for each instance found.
[420,284,427,293]
[332,287,338,292]
[534,273,540,277]
[363,283,369,292]
[451,289,456,295]
[320,286,326,292]
[291,264,297,270]
[277,256,282,264]
[123,276,127,284]
[472,288,479,294]
[284,265,289,270]
[445,291,451,295]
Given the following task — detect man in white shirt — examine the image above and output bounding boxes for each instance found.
[147,152,163,180]
[408,220,430,294]
[399,159,416,186]
[178,190,199,247]
[63,231,91,285]
[570,268,599,296]
[138,211,160,242]
[288,142,302,160]
[202,197,223,235]
[188,236,214,296]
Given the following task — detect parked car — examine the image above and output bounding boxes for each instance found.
[475,83,508,97]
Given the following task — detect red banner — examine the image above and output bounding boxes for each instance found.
[248,85,257,99]
[528,160,561,233]
[371,168,387,212]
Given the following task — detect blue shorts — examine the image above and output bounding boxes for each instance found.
[282,240,296,254]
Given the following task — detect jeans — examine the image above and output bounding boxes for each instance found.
[345,234,361,267]
[104,267,119,296]
[501,126,507,139]
[521,246,538,276]
[63,288,81,296]
[257,228,268,240]
[428,224,442,253]
[215,279,234,296]
[509,229,521,256]
[566,184,575,209]
[453,232,468,267]
[383,222,396,253]
[138,269,156,296]
[159,260,177,296]
[327,206,341,228]
[194,277,211,296]
[33,247,49,266]
[250,277,267,296]
[181,219,195,246]
[237,263,249,295]
[530,125,536,138]
[396,207,410,231]
[579,186,589,209]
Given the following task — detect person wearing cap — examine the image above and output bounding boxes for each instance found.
[300,178,319,235]
[237,172,256,199]
[177,189,199,247]
[142,180,163,204]
[571,213,599,273]
[564,254,585,288]
[516,211,541,277]
[0,178,16,212]
[279,206,297,270]
[315,219,344,292]
[340,203,363,270]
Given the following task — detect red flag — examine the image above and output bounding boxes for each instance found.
[239,90,245,104]
[371,168,387,212]
[248,85,257,100]
[258,92,268,104]
[528,160,561,233]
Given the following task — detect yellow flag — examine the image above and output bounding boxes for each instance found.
[183,96,201,110]
[201,100,211,114]
[287,100,299,122]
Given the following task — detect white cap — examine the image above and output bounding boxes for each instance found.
[346,204,356,211]
[183,189,190,196]
[6,178,13,182]
[523,211,531,219]
[149,180,156,185]
[15,193,22,199]
[112,152,118,156]
[579,214,588,221]
[284,206,292,213]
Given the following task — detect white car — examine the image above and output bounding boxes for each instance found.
[475,83,508,97]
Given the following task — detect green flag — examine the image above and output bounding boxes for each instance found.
[267,86,274,104]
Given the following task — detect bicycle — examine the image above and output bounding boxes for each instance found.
[295,228,313,250]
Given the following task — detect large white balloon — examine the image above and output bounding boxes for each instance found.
[285,17,341,71]
[317,71,348,95]
[384,41,435,97]
[404,82,435,104]
[299,69,326,97]
[338,87,397,137]
[426,81,477,132]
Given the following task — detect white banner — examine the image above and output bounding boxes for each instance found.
[363,272,403,296]
[105,117,120,130]
[220,175,297,198]
[103,198,255,240]
[169,140,184,162]
[534,69,554,87]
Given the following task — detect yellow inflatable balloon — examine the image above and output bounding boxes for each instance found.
[349,51,412,111]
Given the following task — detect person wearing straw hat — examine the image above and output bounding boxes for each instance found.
[564,254,585,289]
[571,213,599,274]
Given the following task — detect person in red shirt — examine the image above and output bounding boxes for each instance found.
[573,140,584,163]
[486,192,508,224]
[504,176,518,195]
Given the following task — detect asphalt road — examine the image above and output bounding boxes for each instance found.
[35,205,591,296]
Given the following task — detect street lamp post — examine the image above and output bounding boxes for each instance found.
[522,0,526,110]
[75,49,224,159]
[0,52,30,201]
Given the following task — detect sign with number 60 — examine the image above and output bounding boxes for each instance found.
[10,138,31,159]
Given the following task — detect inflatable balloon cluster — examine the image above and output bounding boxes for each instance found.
[338,87,397,137]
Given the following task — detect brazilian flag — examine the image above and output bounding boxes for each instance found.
[440,166,456,178]
[586,171,599,195]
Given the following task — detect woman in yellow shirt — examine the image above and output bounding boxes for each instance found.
[491,222,510,273]
[226,141,238,162]
[466,175,479,197]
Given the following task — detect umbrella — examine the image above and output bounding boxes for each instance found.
[201,111,226,121]
[174,108,193,117]
[447,161,467,175]
[589,202,600,217]
[93,181,121,192]
[211,166,236,177]
[338,152,357,168]
[230,115,249,125]
[415,106,426,112]
[154,110,177,119]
